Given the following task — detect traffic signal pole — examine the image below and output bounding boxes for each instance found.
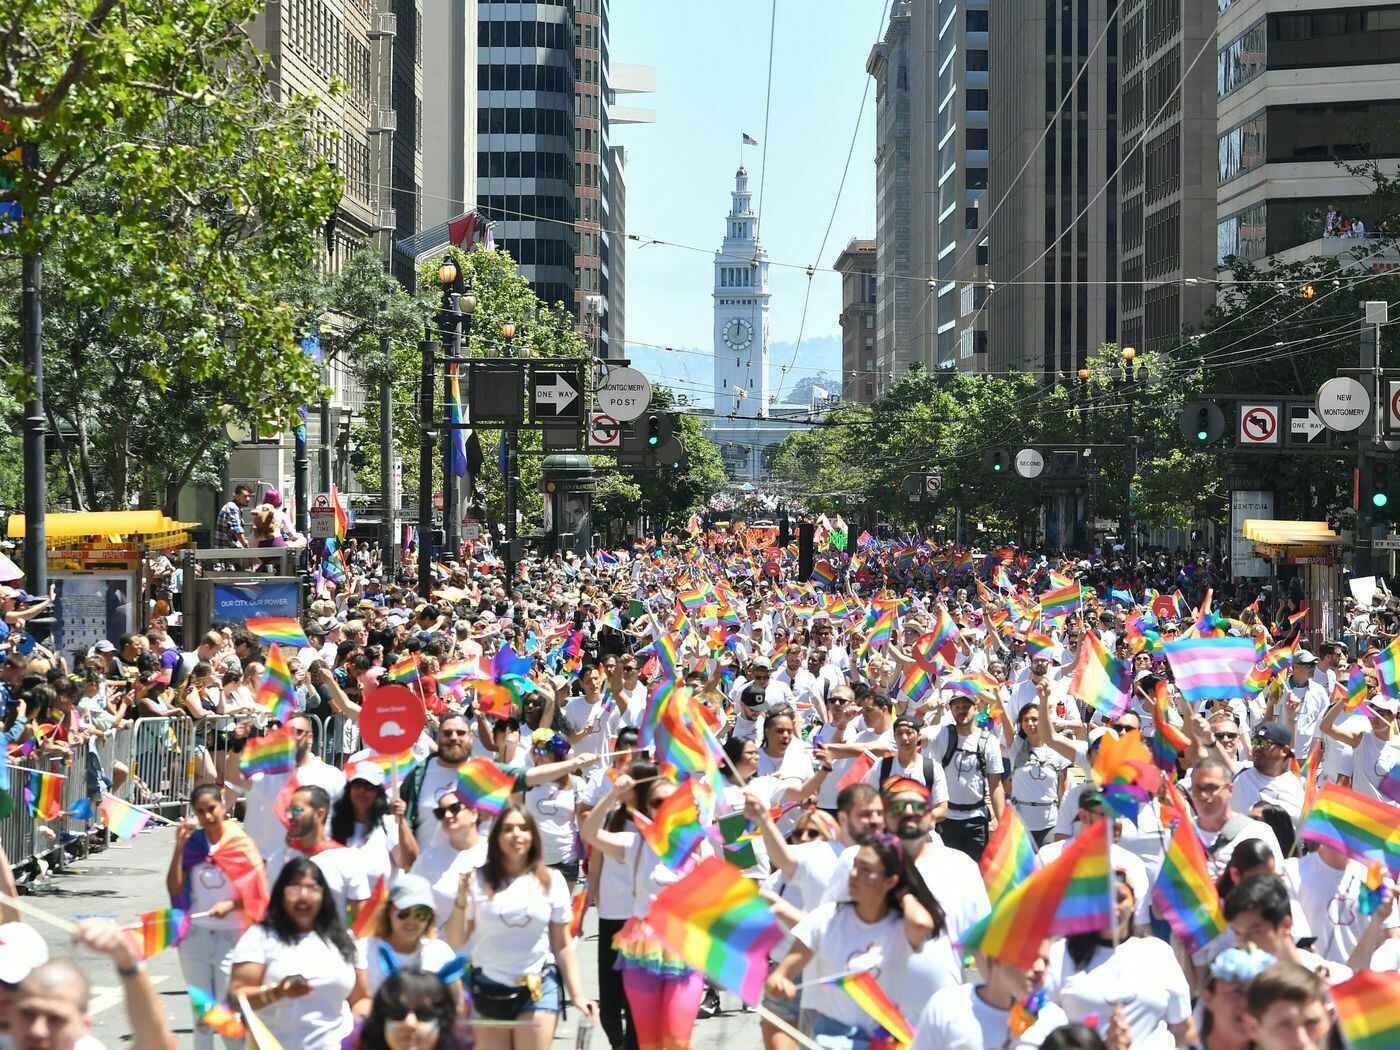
[1357,324,1380,578]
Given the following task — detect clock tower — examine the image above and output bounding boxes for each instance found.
[713,167,770,419]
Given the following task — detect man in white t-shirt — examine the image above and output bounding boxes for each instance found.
[1231,721,1305,822]
[241,714,347,859]
[564,663,623,758]
[866,717,948,814]
[263,785,370,916]
[1225,873,1352,985]
[1191,758,1284,881]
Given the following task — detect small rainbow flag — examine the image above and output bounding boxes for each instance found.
[351,876,388,938]
[895,663,935,705]
[569,887,588,937]
[386,653,421,684]
[646,856,784,1005]
[1039,582,1082,622]
[1331,970,1400,1050]
[837,971,913,1047]
[962,820,1112,970]
[1343,662,1369,712]
[1360,860,1386,916]
[132,907,192,959]
[980,805,1037,905]
[1300,782,1400,875]
[468,680,516,720]
[1024,628,1057,661]
[99,795,152,839]
[864,608,895,651]
[1150,681,1191,773]
[811,559,838,590]
[1069,632,1130,721]
[367,749,419,782]
[633,779,707,870]
[24,770,64,821]
[447,362,469,476]
[330,483,349,541]
[187,986,245,1039]
[244,616,310,649]
[1373,634,1400,705]
[238,727,296,777]
[1152,792,1226,953]
[255,644,298,723]
[433,659,476,688]
[457,757,517,816]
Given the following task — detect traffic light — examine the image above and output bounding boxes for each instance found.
[1369,457,1395,520]
[1178,400,1225,446]
[645,414,663,447]
[983,448,1012,474]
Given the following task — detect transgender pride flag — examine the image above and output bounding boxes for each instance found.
[1162,636,1257,706]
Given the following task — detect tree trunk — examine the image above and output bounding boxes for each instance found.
[74,409,99,510]
[44,403,86,510]
[163,431,216,518]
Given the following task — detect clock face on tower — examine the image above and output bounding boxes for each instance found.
[722,317,754,351]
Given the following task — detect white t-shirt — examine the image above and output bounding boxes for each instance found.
[564,693,623,759]
[1231,765,1305,821]
[1047,936,1191,1050]
[356,935,457,996]
[1197,814,1284,881]
[242,759,347,859]
[927,726,1005,819]
[263,845,371,917]
[865,753,950,805]
[344,815,399,887]
[912,983,1070,1050]
[465,868,570,984]
[228,925,356,1050]
[598,830,639,920]
[416,841,487,927]
[913,841,991,950]
[790,901,921,1031]
[186,855,242,933]
[1347,731,1400,802]
[1005,742,1071,832]
[526,779,578,865]
[1286,852,1400,965]
[757,741,815,783]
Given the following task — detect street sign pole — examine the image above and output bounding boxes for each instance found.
[504,423,517,597]
[1358,323,1380,577]
[418,333,436,597]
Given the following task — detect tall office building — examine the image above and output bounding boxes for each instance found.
[1117,1,1216,357]
[1215,2,1400,269]
[476,2,578,310]
[987,1,1119,379]
[866,1,914,392]
[421,1,478,233]
[834,240,879,404]
[388,0,424,288]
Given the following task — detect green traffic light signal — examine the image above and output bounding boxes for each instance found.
[1376,493,1389,509]
[1196,429,1208,441]
[993,462,1002,471]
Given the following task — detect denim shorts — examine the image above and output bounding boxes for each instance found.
[810,1012,875,1050]
[471,965,563,1018]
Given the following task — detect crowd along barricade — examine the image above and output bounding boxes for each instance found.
[126,717,199,822]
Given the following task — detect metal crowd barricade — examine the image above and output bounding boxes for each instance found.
[125,717,198,821]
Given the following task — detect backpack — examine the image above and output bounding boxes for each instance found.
[877,753,939,791]
[939,727,989,778]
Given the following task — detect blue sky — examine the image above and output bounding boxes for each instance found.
[608,0,881,407]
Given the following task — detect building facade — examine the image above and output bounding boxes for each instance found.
[1215,1,1400,271]
[421,0,478,233]
[867,1,914,392]
[1117,0,1217,358]
[476,1,577,311]
[987,0,1119,379]
[834,240,879,404]
[712,167,771,420]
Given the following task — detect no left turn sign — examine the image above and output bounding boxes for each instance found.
[1237,403,1280,445]
[588,411,620,449]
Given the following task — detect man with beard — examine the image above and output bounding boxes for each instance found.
[261,785,370,916]
[240,714,346,858]
[747,782,887,909]
[881,776,989,951]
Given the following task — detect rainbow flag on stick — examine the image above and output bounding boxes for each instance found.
[24,770,64,821]
[1150,682,1191,773]
[1373,634,1400,705]
[646,856,785,1005]
[1300,782,1400,875]
[386,653,421,684]
[961,820,1113,970]
[1331,970,1400,1050]
[1039,582,1082,623]
[256,644,298,723]
[1068,632,1130,721]
[99,795,152,839]
[980,805,1037,905]
[1152,797,1226,953]
[238,727,296,778]
[244,616,310,649]
[633,779,707,870]
[131,907,192,959]
[188,986,246,1039]
[837,971,914,1047]
[351,876,388,938]
[456,758,517,816]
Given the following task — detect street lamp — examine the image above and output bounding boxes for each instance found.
[1119,346,1139,563]
[436,255,468,568]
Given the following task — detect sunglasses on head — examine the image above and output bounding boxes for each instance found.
[434,801,466,820]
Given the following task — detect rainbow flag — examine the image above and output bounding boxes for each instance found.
[837,971,914,1047]
[646,856,784,1005]
[386,653,420,684]
[24,770,64,821]
[244,616,310,649]
[255,644,298,723]
[1039,581,1081,622]
[811,559,838,590]
[351,876,388,938]
[238,727,296,777]
[1024,627,1057,661]
[456,758,516,816]
[330,483,349,541]
[1373,634,1400,704]
[1300,782,1400,875]
[895,663,935,705]
[468,680,516,721]
[1152,799,1226,953]
[1150,682,1191,773]
[962,820,1112,970]
[1162,636,1257,706]
[99,795,152,839]
[1343,662,1369,712]
[654,632,681,681]
[1360,860,1386,916]
[1300,739,1324,818]
[980,805,1037,905]
[188,986,245,1039]
[132,907,192,959]
[446,362,469,476]
[941,670,1001,705]
[1069,632,1130,721]
[367,749,419,783]
[569,887,588,937]
[433,659,476,688]
[864,608,895,651]
[633,779,707,870]
[1331,970,1400,1050]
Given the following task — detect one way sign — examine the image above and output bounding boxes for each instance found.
[1288,403,1329,446]
[530,369,582,422]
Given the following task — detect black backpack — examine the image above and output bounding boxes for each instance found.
[939,727,989,778]
[877,752,939,791]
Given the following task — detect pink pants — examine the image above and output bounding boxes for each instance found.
[620,968,705,1050]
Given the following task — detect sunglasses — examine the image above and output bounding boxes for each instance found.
[384,1010,441,1030]
[791,828,825,842]
[433,801,466,820]
[889,799,929,815]
[396,906,434,923]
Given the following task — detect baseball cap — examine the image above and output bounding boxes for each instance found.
[0,922,49,983]
[388,873,435,912]
[750,656,772,671]
[1252,722,1293,749]
[347,762,385,787]
[93,640,116,654]
[1294,649,1319,665]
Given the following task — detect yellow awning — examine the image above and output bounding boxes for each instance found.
[6,510,199,542]
[1241,520,1341,547]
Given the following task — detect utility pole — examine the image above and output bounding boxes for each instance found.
[1356,304,1386,577]
[504,427,517,597]
[1120,346,1139,563]
[19,141,46,597]
[417,329,435,596]
[370,2,397,577]
[440,277,462,559]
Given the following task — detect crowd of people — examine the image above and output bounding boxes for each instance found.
[0,526,1397,1050]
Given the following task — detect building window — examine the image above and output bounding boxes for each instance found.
[966,88,988,110]
[966,50,989,71]
[1217,111,1266,185]
[1218,19,1266,99]
[1217,201,1267,264]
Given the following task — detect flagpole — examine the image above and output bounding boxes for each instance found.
[101,792,181,827]
[1106,816,1119,950]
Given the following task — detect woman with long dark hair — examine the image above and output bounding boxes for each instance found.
[228,858,364,1049]
[444,801,595,1049]
[354,969,467,1050]
[330,763,409,884]
[766,836,947,1049]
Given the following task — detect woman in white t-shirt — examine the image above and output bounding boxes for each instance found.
[912,939,1071,1050]
[228,858,362,1050]
[766,837,943,1049]
[410,787,488,927]
[524,730,580,885]
[1003,704,1070,845]
[353,874,460,1008]
[330,763,408,887]
[444,801,596,1048]
[756,706,815,783]
[1045,870,1197,1050]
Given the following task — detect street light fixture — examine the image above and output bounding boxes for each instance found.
[438,256,459,286]
[500,321,517,339]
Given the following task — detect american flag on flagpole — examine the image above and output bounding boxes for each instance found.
[742,132,758,146]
